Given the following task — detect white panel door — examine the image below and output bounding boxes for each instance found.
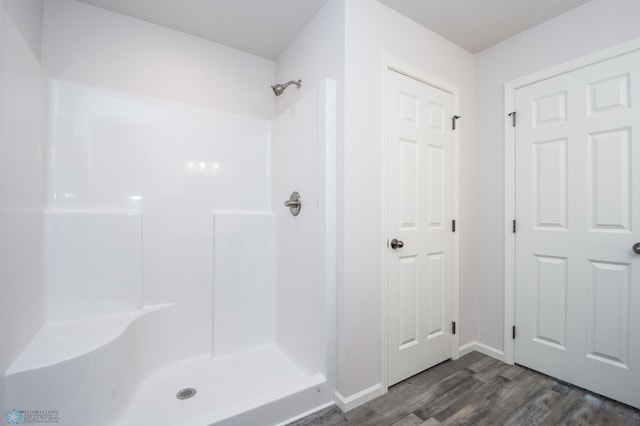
[387,69,454,386]
[515,50,640,408]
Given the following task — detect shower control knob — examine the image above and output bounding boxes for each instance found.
[390,239,404,250]
[284,191,301,216]
[284,200,300,207]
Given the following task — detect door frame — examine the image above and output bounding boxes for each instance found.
[503,37,640,365]
[382,56,461,390]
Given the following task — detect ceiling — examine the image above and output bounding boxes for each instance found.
[378,0,592,53]
[76,0,592,58]
[76,0,329,59]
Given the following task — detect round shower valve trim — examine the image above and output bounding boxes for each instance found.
[284,192,301,216]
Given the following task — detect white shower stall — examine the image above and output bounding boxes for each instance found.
[0,1,337,425]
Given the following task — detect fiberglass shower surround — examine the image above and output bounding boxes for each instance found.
[1,77,337,425]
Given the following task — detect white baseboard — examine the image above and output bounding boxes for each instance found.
[458,341,505,362]
[334,383,385,412]
[334,343,506,413]
[458,341,476,357]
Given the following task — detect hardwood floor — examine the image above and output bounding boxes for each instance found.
[288,352,640,425]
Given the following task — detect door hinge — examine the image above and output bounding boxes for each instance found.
[452,219,456,232]
[512,220,516,233]
[452,321,457,335]
[508,111,516,127]
[452,115,461,130]
[512,326,516,339]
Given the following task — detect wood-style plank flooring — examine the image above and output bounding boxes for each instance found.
[288,352,640,425]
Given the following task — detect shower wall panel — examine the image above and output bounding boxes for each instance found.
[49,80,271,359]
[43,212,142,322]
[272,80,336,375]
[0,4,48,377]
[39,0,277,364]
[212,212,276,356]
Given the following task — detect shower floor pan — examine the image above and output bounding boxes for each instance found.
[114,343,331,426]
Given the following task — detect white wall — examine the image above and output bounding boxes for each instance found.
[42,0,275,120]
[474,0,640,351]
[275,0,344,115]
[339,0,476,401]
[0,0,48,377]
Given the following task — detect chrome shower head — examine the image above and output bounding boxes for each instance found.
[271,79,301,96]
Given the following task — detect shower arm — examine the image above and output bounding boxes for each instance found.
[271,79,302,96]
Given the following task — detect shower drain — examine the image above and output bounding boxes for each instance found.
[176,387,197,400]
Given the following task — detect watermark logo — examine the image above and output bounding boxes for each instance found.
[4,409,59,424]
[4,410,23,425]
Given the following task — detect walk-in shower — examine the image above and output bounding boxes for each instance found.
[271,79,302,96]
[0,0,337,422]
[1,75,337,425]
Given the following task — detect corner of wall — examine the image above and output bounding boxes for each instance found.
[334,383,385,412]
[458,341,505,362]
[2,0,43,61]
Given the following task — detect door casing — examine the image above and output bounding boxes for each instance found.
[503,37,640,365]
[382,56,461,390]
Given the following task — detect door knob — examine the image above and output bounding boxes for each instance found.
[390,239,404,250]
[633,242,640,254]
